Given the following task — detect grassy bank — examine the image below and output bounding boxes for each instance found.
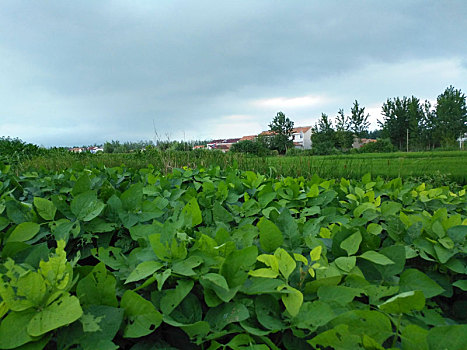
[16,149,467,185]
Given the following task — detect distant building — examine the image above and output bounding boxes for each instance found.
[259,126,312,149]
[352,138,377,149]
[239,135,257,142]
[206,138,241,152]
[458,133,467,149]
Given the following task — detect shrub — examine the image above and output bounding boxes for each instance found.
[358,138,396,153]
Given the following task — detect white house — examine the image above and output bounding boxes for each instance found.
[259,126,313,149]
[291,126,312,149]
[458,133,467,149]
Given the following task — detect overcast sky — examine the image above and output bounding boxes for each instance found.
[1,1,466,147]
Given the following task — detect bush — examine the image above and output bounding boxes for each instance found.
[358,138,396,153]
[230,140,271,156]
[285,148,314,157]
[0,136,45,164]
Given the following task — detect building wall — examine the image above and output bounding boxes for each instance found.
[303,129,312,149]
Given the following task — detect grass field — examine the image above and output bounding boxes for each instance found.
[17,149,467,185]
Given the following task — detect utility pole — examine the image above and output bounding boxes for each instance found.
[406,129,409,152]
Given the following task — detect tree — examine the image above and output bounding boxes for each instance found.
[349,100,370,138]
[379,96,424,151]
[311,113,338,155]
[434,86,467,147]
[268,112,294,154]
[334,108,354,150]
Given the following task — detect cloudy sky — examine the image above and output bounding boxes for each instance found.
[1,1,466,147]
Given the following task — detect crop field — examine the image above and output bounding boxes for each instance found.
[17,149,467,185]
[0,159,466,349]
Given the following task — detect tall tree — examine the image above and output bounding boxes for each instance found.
[379,96,424,151]
[334,109,354,150]
[434,86,467,147]
[311,113,337,155]
[268,111,294,154]
[349,100,370,138]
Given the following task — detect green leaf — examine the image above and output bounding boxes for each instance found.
[220,246,258,288]
[379,291,425,314]
[308,324,362,350]
[121,290,162,338]
[27,294,83,336]
[335,256,356,273]
[58,305,124,350]
[257,217,283,253]
[76,262,118,307]
[33,197,56,221]
[367,223,382,235]
[160,280,194,315]
[71,191,105,222]
[359,250,394,265]
[330,310,393,344]
[205,302,249,330]
[120,183,144,211]
[213,202,233,223]
[399,269,444,298]
[254,295,284,331]
[453,280,467,291]
[293,300,336,329]
[340,231,362,255]
[72,174,92,196]
[427,325,467,350]
[180,197,202,228]
[7,222,40,243]
[279,285,303,317]
[200,273,229,290]
[318,285,363,306]
[380,201,402,216]
[400,324,428,350]
[172,255,203,276]
[125,261,163,284]
[0,310,36,349]
[274,248,296,280]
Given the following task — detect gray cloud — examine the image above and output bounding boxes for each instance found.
[0,1,466,146]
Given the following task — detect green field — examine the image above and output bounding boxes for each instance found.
[18,150,467,185]
[0,161,466,349]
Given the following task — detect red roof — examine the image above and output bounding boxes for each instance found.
[260,126,311,136]
[240,135,257,141]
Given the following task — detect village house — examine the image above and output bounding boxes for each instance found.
[352,138,377,149]
[206,138,241,152]
[259,126,313,149]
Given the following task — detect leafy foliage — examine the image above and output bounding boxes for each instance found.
[0,163,466,348]
[268,111,294,154]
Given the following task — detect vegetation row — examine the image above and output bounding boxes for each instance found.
[0,161,465,349]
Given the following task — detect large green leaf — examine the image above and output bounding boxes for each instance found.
[120,290,162,338]
[399,269,444,298]
[76,262,118,307]
[257,217,283,253]
[70,191,105,221]
[120,183,143,212]
[220,246,258,288]
[180,197,202,228]
[359,250,394,265]
[0,310,36,349]
[318,285,364,306]
[33,197,56,221]
[340,231,362,256]
[7,222,40,243]
[329,310,393,344]
[427,325,467,350]
[379,291,425,314]
[205,301,249,330]
[125,261,163,284]
[27,294,83,337]
[160,280,194,315]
